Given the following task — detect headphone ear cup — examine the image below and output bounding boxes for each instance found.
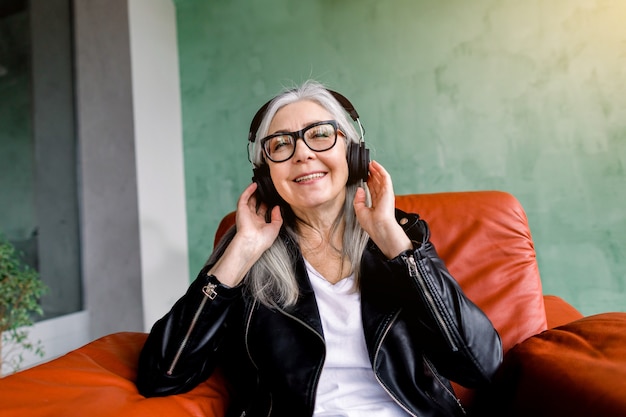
[347,142,370,184]
[252,165,283,208]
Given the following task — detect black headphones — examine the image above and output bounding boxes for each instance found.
[248,89,370,207]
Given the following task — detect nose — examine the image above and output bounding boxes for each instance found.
[292,137,314,162]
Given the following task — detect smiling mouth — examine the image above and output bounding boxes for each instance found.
[294,172,325,183]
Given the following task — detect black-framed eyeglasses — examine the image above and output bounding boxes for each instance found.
[260,120,339,163]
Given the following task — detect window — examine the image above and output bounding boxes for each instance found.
[0,0,81,321]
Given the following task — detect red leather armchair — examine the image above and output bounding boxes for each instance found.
[1,191,625,416]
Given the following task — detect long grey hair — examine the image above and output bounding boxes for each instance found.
[209,80,371,308]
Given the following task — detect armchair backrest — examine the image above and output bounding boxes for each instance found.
[392,191,547,349]
[214,191,547,349]
[213,191,548,403]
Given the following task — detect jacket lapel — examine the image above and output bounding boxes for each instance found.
[278,249,325,339]
[359,248,403,359]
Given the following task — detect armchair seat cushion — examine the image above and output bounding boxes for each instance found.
[491,312,626,416]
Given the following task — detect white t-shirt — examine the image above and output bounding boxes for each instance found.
[305,260,409,417]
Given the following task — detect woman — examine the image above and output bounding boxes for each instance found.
[136,80,502,417]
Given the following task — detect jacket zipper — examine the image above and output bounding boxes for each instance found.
[166,282,218,375]
[403,254,459,352]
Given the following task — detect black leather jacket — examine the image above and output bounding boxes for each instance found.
[137,210,502,417]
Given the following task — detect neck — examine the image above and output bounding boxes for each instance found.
[293,190,344,224]
[292,199,345,247]
[297,218,349,285]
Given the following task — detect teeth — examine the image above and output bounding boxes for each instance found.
[295,173,325,183]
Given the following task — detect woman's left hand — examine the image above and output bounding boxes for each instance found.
[353,160,412,259]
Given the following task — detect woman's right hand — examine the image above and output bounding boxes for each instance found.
[234,182,283,254]
[207,182,283,287]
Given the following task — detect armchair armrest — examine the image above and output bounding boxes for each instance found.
[483,312,626,417]
[0,332,229,417]
[543,295,584,329]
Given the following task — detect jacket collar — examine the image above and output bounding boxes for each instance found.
[273,229,406,346]
[277,243,402,353]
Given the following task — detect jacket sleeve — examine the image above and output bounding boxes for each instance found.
[386,209,503,388]
[136,264,242,397]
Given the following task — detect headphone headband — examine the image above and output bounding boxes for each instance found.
[247,89,360,143]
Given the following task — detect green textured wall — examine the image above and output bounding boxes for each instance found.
[174,0,626,315]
